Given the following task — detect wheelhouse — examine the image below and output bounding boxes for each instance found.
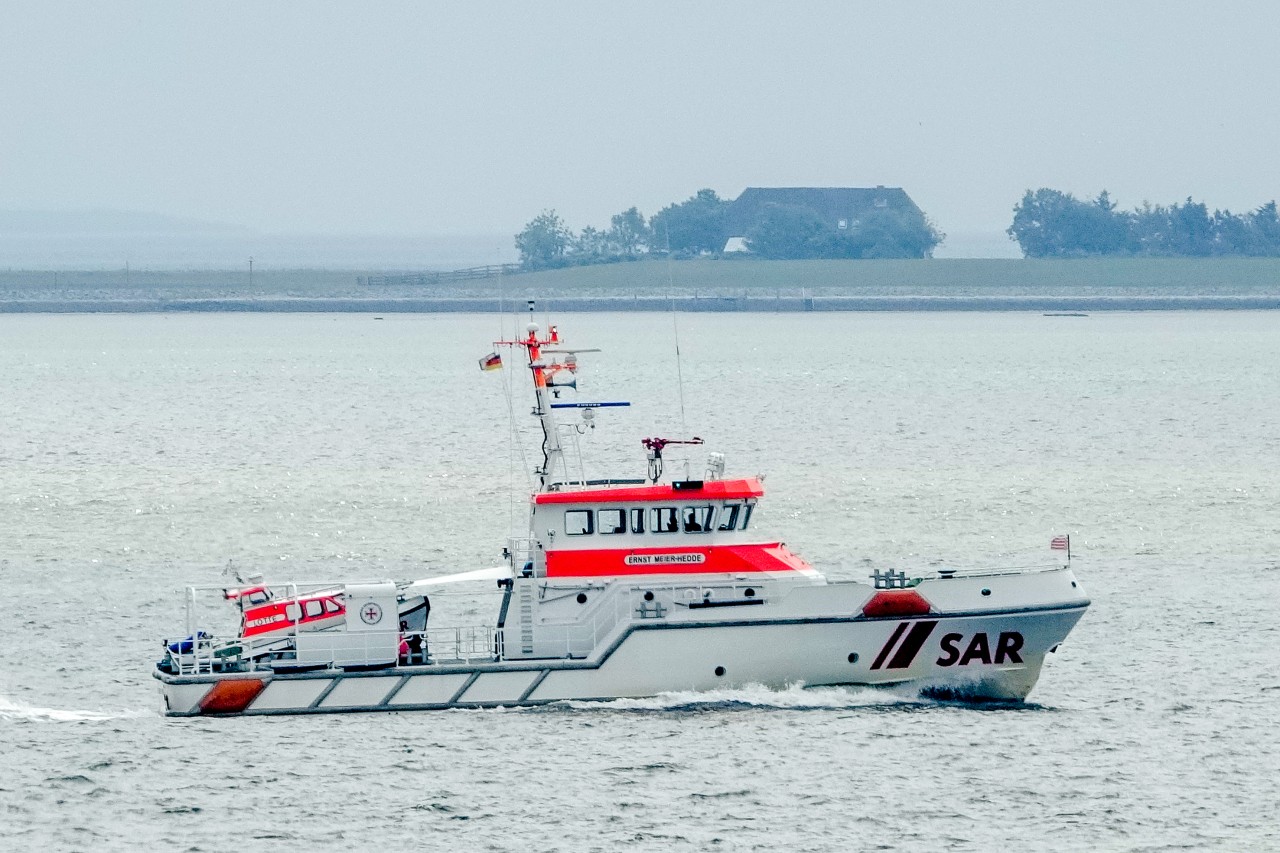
[528,477,814,579]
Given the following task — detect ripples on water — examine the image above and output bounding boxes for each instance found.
[2,312,1278,851]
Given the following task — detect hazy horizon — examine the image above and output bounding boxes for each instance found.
[0,206,1019,267]
[3,2,1278,266]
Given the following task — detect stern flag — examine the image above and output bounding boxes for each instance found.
[1050,534,1071,560]
[479,352,502,371]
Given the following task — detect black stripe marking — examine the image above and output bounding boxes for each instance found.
[870,622,908,671]
[886,620,939,669]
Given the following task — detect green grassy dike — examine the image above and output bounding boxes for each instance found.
[494,257,1280,295]
[2,258,1279,309]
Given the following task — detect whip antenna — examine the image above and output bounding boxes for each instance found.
[664,221,688,433]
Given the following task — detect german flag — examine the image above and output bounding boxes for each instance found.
[479,352,502,371]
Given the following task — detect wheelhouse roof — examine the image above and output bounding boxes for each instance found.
[534,477,765,505]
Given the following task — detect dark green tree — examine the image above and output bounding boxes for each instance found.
[1248,202,1280,255]
[747,204,942,259]
[744,204,828,259]
[1009,189,1280,257]
[1008,189,1071,257]
[607,207,649,256]
[853,207,945,258]
[1130,202,1172,255]
[649,189,730,254]
[1009,188,1129,257]
[1212,208,1250,255]
[571,225,608,262]
[515,210,571,269]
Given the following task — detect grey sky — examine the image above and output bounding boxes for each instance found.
[4,1,1278,251]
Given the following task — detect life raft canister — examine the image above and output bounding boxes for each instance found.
[861,588,932,618]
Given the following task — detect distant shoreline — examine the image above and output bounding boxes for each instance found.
[3,258,1279,312]
[3,295,1279,313]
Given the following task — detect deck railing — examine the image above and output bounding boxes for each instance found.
[162,577,791,676]
[163,625,506,676]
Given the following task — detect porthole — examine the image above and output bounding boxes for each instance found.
[576,593,588,604]
[744,588,755,598]
[848,653,859,664]
[980,588,991,597]
[714,666,726,677]
[643,591,654,601]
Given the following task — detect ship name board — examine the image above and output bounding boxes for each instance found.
[624,553,706,566]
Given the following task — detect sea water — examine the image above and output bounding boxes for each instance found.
[1,311,1277,851]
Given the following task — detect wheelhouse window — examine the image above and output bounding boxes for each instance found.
[285,603,301,622]
[304,599,323,618]
[599,508,625,534]
[650,506,679,533]
[682,505,713,533]
[323,598,341,614]
[740,503,755,530]
[629,508,645,533]
[717,504,740,531]
[565,509,594,535]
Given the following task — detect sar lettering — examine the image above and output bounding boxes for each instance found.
[936,631,1023,667]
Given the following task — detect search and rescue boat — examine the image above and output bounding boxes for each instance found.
[155,311,1089,716]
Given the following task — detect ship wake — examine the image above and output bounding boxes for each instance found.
[0,694,155,723]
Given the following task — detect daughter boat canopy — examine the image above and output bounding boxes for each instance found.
[155,309,1088,716]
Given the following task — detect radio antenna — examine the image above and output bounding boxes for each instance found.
[664,221,688,433]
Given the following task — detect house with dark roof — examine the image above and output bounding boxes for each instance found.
[722,186,924,252]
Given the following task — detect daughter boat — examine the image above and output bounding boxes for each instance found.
[155,313,1089,716]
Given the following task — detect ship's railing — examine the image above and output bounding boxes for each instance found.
[503,578,773,661]
[930,563,1068,580]
[160,632,226,676]
[161,580,510,675]
[163,575,792,674]
[505,537,545,576]
[161,624,506,675]
[419,626,503,663]
[555,610,618,658]
[493,586,628,660]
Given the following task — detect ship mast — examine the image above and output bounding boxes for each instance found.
[491,302,624,491]
[524,316,564,491]
[492,301,574,491]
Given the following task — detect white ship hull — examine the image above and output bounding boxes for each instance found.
[157,569,1088,716]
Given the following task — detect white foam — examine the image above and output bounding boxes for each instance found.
[562,682,917,712]
[0,694,155,723]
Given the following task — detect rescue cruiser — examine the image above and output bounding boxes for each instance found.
[155,311,1089,716]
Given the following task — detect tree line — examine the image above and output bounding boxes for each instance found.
[514,190,736,270]
[516,186,1280,269]
[515,189,942,269]
[1008,189,1280,257]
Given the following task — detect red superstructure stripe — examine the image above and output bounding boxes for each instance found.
[545,542,813,578]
